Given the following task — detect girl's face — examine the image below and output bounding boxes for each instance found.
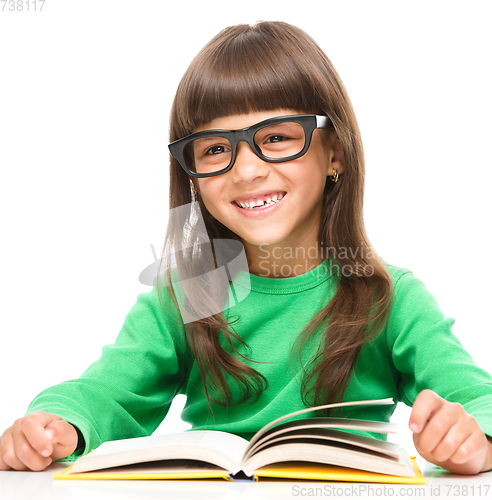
[192,108,345,274]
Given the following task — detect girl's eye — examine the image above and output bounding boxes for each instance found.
[265,135,290,143]
[205,145,230,155]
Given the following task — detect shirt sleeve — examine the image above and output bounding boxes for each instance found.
[25,284,190,460]
[386,271,492,443]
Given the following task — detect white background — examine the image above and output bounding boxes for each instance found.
[0,0,491,461]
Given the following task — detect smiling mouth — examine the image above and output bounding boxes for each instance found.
[233,192,287,209]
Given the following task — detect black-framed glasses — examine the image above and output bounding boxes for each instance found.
[168,114,333,178]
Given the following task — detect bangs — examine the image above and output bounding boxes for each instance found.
[172,23,327,139]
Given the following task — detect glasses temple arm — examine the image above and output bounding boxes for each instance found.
[316,115,332,129]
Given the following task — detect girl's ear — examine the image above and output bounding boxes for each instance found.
[329,133,346,175]
[192,178,201,196]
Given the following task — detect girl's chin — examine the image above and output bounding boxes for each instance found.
[237,235,287,249]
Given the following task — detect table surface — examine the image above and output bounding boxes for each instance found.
[2,458,492,500]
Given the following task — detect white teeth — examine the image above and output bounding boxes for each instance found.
[236,192,286,209]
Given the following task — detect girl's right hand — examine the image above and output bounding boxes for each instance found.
[0,411,78,471]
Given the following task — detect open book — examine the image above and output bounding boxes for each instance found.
[53,398,426,484]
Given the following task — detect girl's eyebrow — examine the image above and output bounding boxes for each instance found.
[195,117,298,136]
[193,136,227,144]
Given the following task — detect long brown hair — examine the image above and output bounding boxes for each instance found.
[158,21,393,417]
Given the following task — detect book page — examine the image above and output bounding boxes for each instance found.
[243,442,415,478]
[245,425,401,460]
[245,397,394,456]
[71,459,224,475]
[69,430,250,475]
[247,416,397,456]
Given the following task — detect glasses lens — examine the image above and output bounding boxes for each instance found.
[254,122,306,159]
[183,136,232,175]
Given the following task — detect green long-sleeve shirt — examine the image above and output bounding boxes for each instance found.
[26,259,492,461]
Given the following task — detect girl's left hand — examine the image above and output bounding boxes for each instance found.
[409,389,492,474]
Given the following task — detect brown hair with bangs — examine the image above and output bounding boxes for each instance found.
[159,21,393,417]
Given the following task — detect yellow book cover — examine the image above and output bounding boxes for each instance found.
[53,456,426,484]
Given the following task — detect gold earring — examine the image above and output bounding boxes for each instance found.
[330,168,339,183]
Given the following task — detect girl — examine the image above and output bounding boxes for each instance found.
[1,21,492,476]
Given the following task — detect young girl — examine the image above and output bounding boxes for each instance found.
[1,21,492,476]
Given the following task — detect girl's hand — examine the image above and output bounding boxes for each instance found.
[0,411,78,471]
[409,389,492,474]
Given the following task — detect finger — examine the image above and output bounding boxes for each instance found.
[448,428,487,465]
[0,455,12,471]
[409,389,444,433]
[0,431,26,471]
[21,413,58,458]
[414,402,463,455]
[47,421,78,461]
[11,421,52,471]
[430,416,476,463]
[0,430,15,471]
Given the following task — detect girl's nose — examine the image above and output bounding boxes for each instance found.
[230,141,269,182]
